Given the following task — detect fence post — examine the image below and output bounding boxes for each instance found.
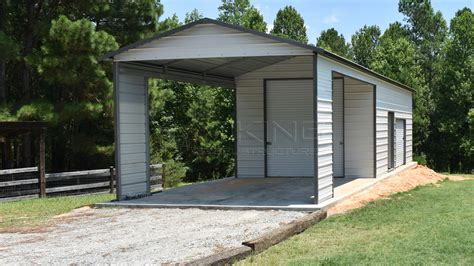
[109,166,115,194]
[162,163,166,189]
[38,129,46,198]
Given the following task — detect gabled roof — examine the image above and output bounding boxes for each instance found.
[101,18,413,92]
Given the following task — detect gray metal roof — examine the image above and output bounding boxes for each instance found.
[101,18,414,93]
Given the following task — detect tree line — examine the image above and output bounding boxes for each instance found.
[0,0,471,182]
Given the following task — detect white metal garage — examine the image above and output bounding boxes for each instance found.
[101,18,414,204]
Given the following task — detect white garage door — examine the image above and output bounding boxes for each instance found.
[394,119,405,167]
[266,79,314,177]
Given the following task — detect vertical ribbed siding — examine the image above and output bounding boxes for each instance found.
[376,109,389,176]
[316,56,334,202]
[235,56,313,178]
[116,66,149,199]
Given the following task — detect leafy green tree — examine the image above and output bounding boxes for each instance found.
[242,7,267,32]
[158,14,182,32]
[271,6,308,43]
[185,9,204,24]
[351,25,381,67]
[217,0,266,31]
[218,0,251,25]
[381,22,410,41]
[399,0,447,93]
[316,28,352,58]
[428,8,473,172]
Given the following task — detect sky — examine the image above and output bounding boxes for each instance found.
[161,0,473,43]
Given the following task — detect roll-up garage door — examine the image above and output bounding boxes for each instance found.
[394,119,406,167]
[266,79,314,177]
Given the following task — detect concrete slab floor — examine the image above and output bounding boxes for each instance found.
[96,162,417,211]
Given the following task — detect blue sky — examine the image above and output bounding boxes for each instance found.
[161,0,472,43]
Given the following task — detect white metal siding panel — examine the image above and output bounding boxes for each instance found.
[344,79,374,178]
[316,57,334,202]
[266,79,314,177]
[317,55,412,178]
[115,24,312,61]
[376,110,389,175]
[116,67,149,199]
[332,78,344,177]
[235,56,313,178]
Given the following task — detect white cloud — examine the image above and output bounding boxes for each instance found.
[323,14,340,24]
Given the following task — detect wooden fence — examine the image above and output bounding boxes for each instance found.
[0,164,164,201]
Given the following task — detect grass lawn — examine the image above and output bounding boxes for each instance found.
[240,178,474,265]
[0,193,114,231]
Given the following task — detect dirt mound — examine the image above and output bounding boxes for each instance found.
[328,165,447,216]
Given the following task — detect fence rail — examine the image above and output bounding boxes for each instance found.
[0,164,164,201]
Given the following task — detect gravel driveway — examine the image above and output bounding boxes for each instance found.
[0,207,306,264]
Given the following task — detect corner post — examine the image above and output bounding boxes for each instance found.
[313,53,319,204]
[113,62,121,200]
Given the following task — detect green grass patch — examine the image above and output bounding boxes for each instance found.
[444,173,474,178]
[0,193,114,230]
[240,179,474,265]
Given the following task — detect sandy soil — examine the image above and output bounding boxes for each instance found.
[0,208,305,264]
[328,165,469,216]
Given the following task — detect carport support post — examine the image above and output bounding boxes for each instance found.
[313,54,319,204]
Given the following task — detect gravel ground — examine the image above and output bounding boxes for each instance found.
[0,207,306,264]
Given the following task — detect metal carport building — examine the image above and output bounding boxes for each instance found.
[101,18,413,204]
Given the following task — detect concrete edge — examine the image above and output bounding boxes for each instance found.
[94,202,320,211]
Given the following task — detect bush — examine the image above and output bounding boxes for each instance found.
[413,153,427,165]
[163,160,187,188]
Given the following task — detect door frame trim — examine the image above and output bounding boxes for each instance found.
[263,77,314,178]
[388,111,395,171]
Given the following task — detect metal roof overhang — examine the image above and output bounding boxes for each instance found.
[117,55,295,88]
